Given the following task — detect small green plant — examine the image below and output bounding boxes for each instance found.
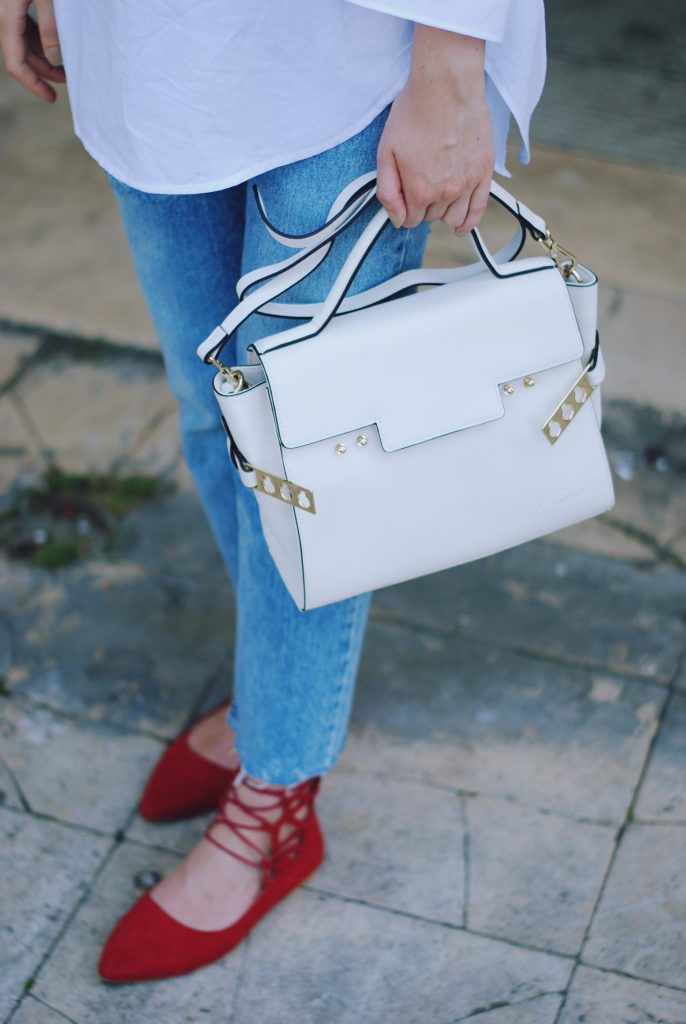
[0,463,175,568]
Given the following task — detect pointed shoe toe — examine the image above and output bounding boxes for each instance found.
[98,893,203,983]
[100,775,324,982]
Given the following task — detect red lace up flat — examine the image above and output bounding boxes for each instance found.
[138,699,238,821]
[98,772,324,982]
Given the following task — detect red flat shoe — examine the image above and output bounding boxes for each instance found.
[99,773,323,982]
[138,699,238,821]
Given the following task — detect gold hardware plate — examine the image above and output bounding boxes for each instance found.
[542,367,595,445]
[253,468,316,514]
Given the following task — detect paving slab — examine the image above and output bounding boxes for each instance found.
[676,658,686,696]
[33,841,242,1024]
[0,329,41,388]
[125,806,212,857]
[0,394,40,494]
[583,823,686,988]
[344,621,665,821]
[465,797,616,956]
[13,354,176,475]
[0,170,155,350]
[313,769,465,926]
[541,515,656,566]
[0,698,165,833]
[373,541,686,683]
[2,487,234,735]
[635,694,686,822]
[9,995,80,1024]
[0,752,24,811]
[455,994,562,1024]
[559,964,686,1024]
[595,288,686,421]
[232,888,570,1024]
[0,807,109,1021]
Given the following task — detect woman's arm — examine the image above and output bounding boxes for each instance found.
[0,0,64,101]
[377,24,494,235]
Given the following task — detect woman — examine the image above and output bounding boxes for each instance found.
[0,0,546,982]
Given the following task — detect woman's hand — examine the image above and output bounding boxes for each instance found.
[377,25,495,235]
[0,0,65,101]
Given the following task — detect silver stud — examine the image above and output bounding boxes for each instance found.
[356,435,368,447]
[524,376,535,388]
[502,383,515,396]
[335,443,347,455]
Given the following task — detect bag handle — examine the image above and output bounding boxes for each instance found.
[197,174,550,367]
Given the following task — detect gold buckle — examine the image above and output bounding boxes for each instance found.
[208,356,249,392]
[541,364,596,445]
[253,468,316,514]
[538,230,583,283]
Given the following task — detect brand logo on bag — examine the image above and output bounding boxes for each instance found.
[538,486,585,510]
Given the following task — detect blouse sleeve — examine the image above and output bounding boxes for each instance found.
[341,0,512,42]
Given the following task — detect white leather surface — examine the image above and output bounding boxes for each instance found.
[280,359,614,609]
[257,260,583,453]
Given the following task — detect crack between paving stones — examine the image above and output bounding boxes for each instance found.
[301,883,576,962]
[2,838,120,1024]
[368,608,676,687]
[552,641,686,1023]
[444,988,566,1024]
[334,765,623,830]
[0,610,18,671]
[226,932,251,1024]
[632,817,686,827]
[0,318,165,368]
[8,993,81,1024]
[108,403,178,475]
[576,960,686,996]
[602,515,686,571]
[6,691,193,748]
[458,793,471,931]
[0,799,132,847]
[6,391,47,463]
[0,751,32,812]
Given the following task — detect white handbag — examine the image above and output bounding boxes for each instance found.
[197,172,615,611]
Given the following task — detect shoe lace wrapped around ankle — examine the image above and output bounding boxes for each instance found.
[203,774,320,882]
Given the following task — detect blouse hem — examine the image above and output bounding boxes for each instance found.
[77,80,413,196]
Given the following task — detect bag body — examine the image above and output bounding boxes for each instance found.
[198,174,615,611]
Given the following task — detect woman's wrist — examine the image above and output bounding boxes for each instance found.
[409,24,486,99]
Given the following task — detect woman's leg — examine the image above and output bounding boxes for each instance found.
[100,106,431,956]
[105,175,248,589]
[230,101,432,783]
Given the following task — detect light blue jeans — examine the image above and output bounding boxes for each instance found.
[106,102,431,784]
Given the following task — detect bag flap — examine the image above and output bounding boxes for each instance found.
[256,259,584,453]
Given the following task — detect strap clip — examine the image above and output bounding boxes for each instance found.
[538,230,583,283]
[209,356,250,392]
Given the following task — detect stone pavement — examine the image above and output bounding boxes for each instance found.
[1,18,686,1024]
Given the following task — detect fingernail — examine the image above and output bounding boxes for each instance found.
[388,214,403,229]
[46,45,63,67]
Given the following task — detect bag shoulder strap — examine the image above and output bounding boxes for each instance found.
[197,175,549,366]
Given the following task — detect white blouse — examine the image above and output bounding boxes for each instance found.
[53,0,546,195]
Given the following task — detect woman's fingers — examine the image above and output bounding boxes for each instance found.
[376,145,407,229]
[453,177,491,235]
[26,45,65,83]
[33,0,61,66]
[0,1,61,100]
